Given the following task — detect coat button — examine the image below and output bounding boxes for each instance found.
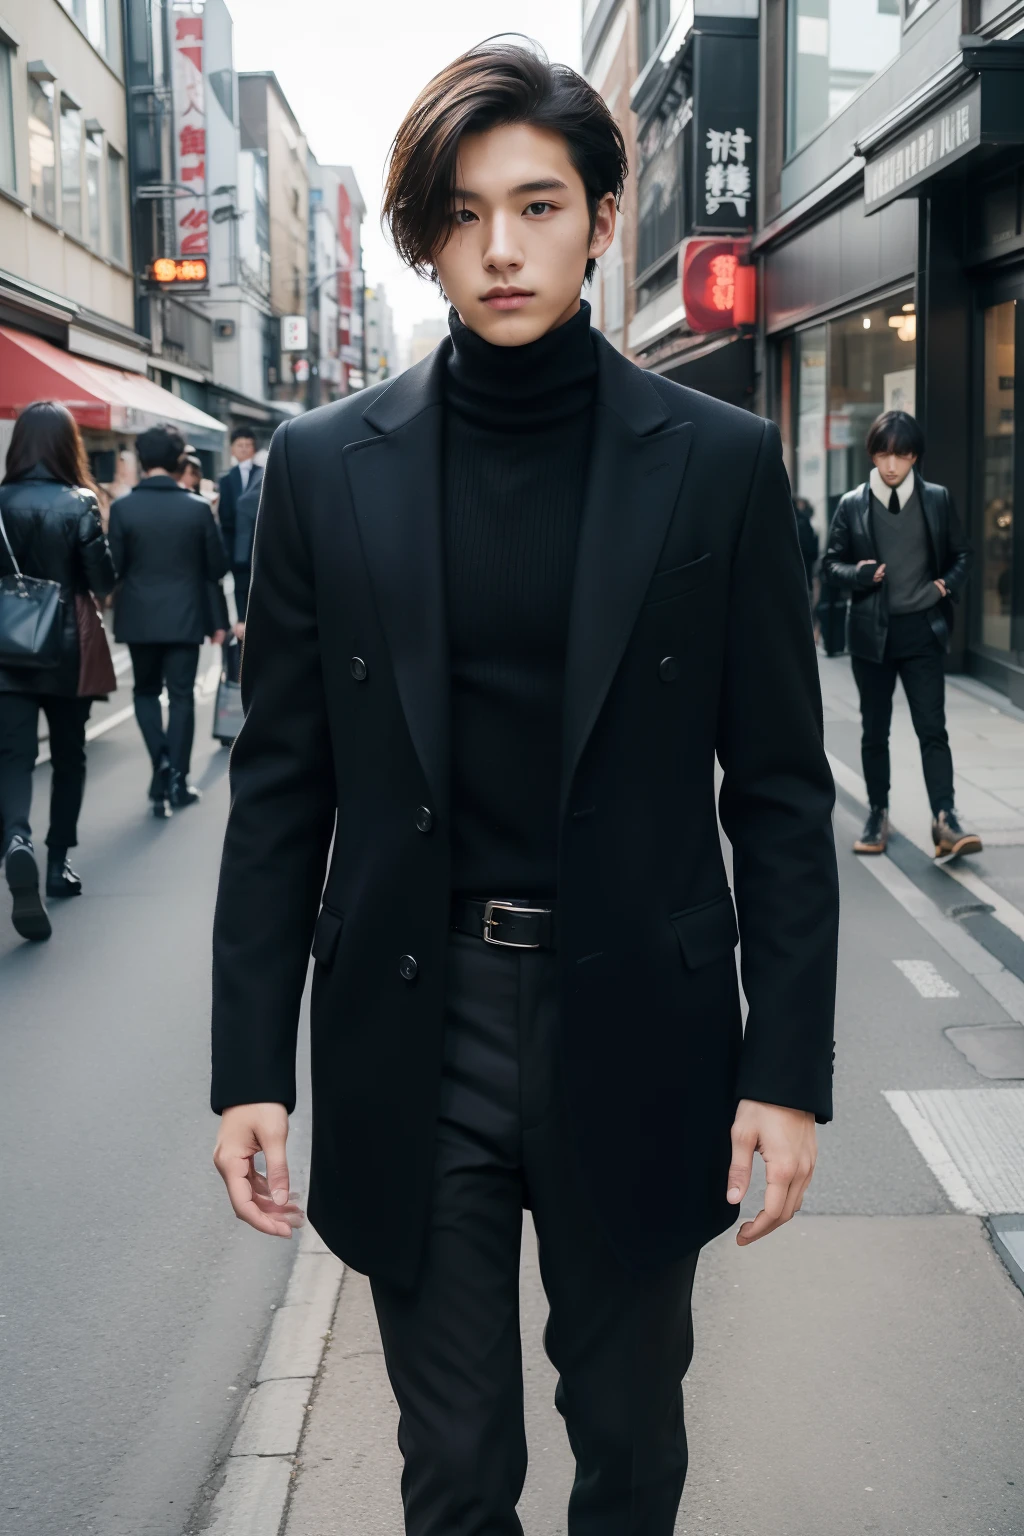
[399,954,418,981]
[659,655,679,682]
[350,656,367,681]
[415,806,433,833]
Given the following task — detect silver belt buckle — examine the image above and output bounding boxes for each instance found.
[483,899,550,949]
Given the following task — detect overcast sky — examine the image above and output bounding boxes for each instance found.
[228,0,583,345]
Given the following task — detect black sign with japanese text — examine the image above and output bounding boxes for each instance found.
[691,29,758,235]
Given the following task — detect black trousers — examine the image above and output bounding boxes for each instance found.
[0,693,92,856]
[370,930,700,1536]
[851,611,955,814]
[128,644,199,779]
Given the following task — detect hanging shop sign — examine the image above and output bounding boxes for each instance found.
[280,315,308,353]
[148,256,208,287]
[690,30,758,234]
[681,239,755,332]
[172,7,208,256]
[864,82,981,213]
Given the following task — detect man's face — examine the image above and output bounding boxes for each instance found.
[872,450,916,487]
[233,436,256,464]
[432,122,615,346]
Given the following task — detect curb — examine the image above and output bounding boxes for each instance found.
[200,1220,344,1536]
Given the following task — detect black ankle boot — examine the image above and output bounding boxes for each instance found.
[47,853,82,899]
[5,836,51,941]
[169,771,201,809]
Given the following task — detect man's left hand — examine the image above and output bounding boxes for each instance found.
[726,1099,817,1245]
[934,578,949,597]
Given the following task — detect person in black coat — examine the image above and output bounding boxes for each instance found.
[217,426,263,622]
[823,410,978,861]
[211,45,839,1534]
[793,495,819,595]
[0,401,117,940]
[109,425,228,816]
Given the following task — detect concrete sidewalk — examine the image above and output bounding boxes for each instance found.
[819,655,1024,923]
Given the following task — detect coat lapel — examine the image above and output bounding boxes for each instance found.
[343,349,450,822]
[560,336,694,817]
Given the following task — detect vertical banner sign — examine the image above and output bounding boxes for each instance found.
[691,30,758,235]
[172,9,208,256]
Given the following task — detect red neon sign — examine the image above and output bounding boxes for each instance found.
[681,239,756,332]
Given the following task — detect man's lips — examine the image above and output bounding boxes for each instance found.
[481,290,534,311]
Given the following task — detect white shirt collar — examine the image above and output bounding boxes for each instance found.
[237,460,252,488]
[870,466,915,509]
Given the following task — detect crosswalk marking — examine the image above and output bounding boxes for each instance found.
[893,959,960,998]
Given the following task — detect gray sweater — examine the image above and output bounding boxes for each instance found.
[872,486,937,615]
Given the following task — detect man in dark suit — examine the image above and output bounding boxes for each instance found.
[823,410,979,861]
[216,426,263,623]
[212,43,839,1535]
[110,425,228,816]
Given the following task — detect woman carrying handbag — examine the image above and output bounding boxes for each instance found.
[0,401,117,942]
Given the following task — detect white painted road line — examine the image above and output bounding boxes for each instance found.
[884,1088,1024,1215]
[893,960,960,999]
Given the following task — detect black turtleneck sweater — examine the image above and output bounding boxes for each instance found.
[444,302,597,899]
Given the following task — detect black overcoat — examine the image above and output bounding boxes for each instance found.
[109,475,228,646]
[211,334,839,1287]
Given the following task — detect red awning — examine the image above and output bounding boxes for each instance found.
[0,326,225,439]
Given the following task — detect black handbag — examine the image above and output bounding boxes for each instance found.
[0,505,63,669]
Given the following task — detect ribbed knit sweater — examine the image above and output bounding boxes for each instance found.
[444,302,597,898]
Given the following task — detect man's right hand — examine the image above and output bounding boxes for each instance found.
[856,559,886,584]
[213,1103,305,1239]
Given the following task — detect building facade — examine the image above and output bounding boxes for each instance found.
[583,0,641,353]
[756,0,1024,700]
[238,70,309,409]
[0,0,224,486]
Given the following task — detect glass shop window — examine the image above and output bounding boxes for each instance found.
[85,126,102,248]
[0,43,14,194]
[787,0,901,157]
[60,96,82,237]
[826,296,917,508]
[980,301,1015,655]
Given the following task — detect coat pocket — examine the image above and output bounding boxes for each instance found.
[643,552,711,606]
[670,893,738,969]
[311,904,345,968]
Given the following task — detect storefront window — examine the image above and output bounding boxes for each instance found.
[787,1,901,157]
[980,301,1015,655]
[827,295,917,506]
[793,327,827,543]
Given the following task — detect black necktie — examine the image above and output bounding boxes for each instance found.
[889,489,900,515]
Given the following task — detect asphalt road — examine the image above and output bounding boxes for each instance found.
[0,658,312,1536]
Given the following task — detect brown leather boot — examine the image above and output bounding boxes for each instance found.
[932,809,983,859]
[853,807,889,855]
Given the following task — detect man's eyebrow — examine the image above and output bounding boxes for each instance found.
[451,179,569,202]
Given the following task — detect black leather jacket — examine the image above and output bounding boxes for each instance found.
[822,473,972,663]
[0,468,117,696]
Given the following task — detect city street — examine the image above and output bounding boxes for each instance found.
[2,657,1024,1536]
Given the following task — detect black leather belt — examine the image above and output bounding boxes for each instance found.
[451,897,556,950]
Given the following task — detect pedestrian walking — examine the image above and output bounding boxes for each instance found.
[217,426,262,622]
[109,425,228,817]
[0,401,117,941]
[179,446,231,644]
[793,495,819,595]
[211,42,839,1535]
[823,409,980,860]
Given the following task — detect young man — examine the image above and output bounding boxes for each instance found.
[211,43,839,1534]
[216,426,263,622]
[109,425,228,816]
[823,410,980,860]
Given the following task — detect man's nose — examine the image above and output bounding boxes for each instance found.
[482,212,524,272]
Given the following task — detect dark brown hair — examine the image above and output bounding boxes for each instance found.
[3,400,93,489]
[866,410,925,460]
[383,38,628,284]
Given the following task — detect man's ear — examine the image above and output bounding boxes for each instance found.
[589,193,616,261]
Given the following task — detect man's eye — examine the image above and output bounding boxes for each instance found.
[524,202,553,216]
